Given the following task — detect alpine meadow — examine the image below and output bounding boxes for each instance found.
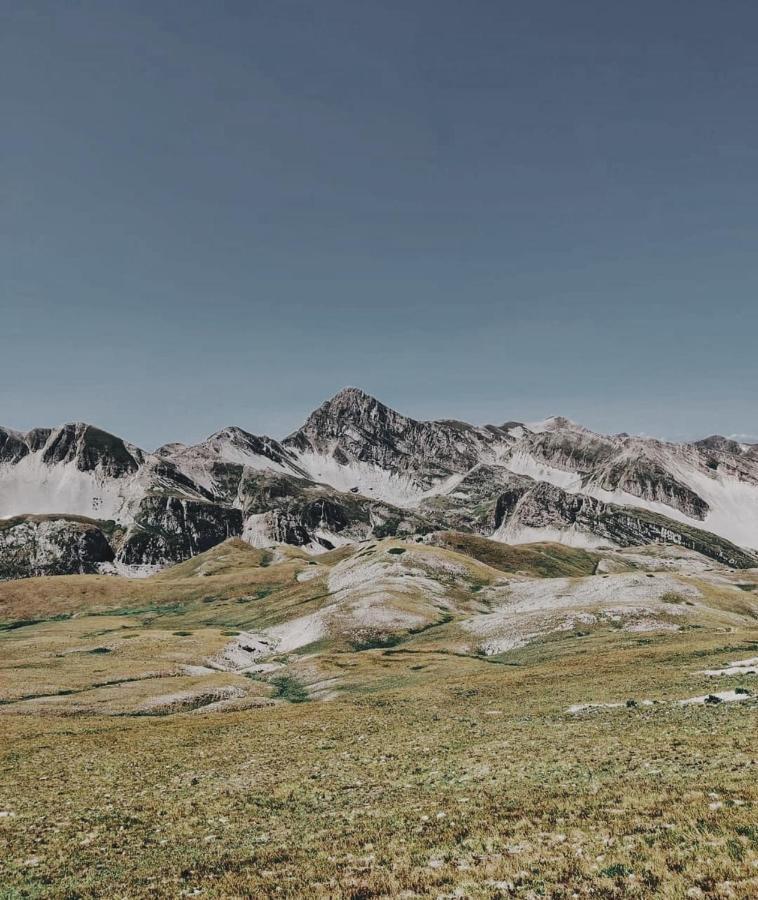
[2,2,757,898]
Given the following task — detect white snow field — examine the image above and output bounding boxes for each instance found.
[0,455,139,522]
[293,450,428,507]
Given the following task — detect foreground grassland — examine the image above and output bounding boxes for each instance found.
[0,539,756,898]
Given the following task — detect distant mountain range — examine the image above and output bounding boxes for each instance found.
[2,387,758,578]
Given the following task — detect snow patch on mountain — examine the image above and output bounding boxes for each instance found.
[525,416,587,435]
[165,429,305,495]
[0,455,137,522]
[505,451,584,491]
[675,467,758,551]
[294,450,427,507]
[579,463,758,550]
[504,448,758,551]
[3,390,758,575]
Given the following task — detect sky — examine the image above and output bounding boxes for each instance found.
[2,0,757,450]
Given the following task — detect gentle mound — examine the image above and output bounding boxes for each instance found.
[432,531,602,578]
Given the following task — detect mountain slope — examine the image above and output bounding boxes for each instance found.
[282,387,512,505]
[1,389,757,577]
[503,427,758,547]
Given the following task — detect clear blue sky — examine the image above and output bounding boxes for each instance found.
[3,0,757,449]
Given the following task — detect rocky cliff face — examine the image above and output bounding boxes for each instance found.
[117,497,243,567]
[236,470,430,551]
[40,423,144,476]
[1,389,757,578]
[0,429,31,465]
[0,422,143,476]
[494,481,758,569]
[594,456,710,520]
[0,516,115,579]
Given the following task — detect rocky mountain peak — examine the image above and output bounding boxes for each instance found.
[0,422,145,477]
[283,388,512,493]
[41,423,144,476]
[285,387,415,453]
[158,425,301,479]
[328,386,381,406]
[528,415,589,435]
[155,442,187,458]
[692,435,745,455]
[206,425,261,449]
[311,387,405,426]
[2,390,758,579]
[0,428,30,464]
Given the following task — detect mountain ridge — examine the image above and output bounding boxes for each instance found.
[1,388,757,577]
[3,387,756,457]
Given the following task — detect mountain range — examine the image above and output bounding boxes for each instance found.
[2,386,758,578]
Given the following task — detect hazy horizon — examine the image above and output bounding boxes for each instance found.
[3,1,757,448]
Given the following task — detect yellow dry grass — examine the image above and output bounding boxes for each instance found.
[0,537,756,897]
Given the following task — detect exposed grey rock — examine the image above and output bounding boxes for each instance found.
[594,457,709,519]
[0,516,115,579]
[117,497,243,567]
[419,465,528,534]
[694,435,746,455]
[236,470,433,549]
[41,423,143,476]
[1,389,757,577]
[25,428,53,453]
[0,429,29,465]
[284,387,510,489]
[496,482,758,568]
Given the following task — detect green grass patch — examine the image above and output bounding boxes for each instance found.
[351,633,404,651]
[269,674,309,703]
[0,613,72,632]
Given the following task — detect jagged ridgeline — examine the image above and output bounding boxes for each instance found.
[1,389,758,577]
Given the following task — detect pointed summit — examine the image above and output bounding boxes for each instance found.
[314,387,399,421]
[285,387,417,453]
[283,387,506,494]
[327,386,377,404]
[162,424,304,477]
[526,415,589,435]
[41,423,144,476]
